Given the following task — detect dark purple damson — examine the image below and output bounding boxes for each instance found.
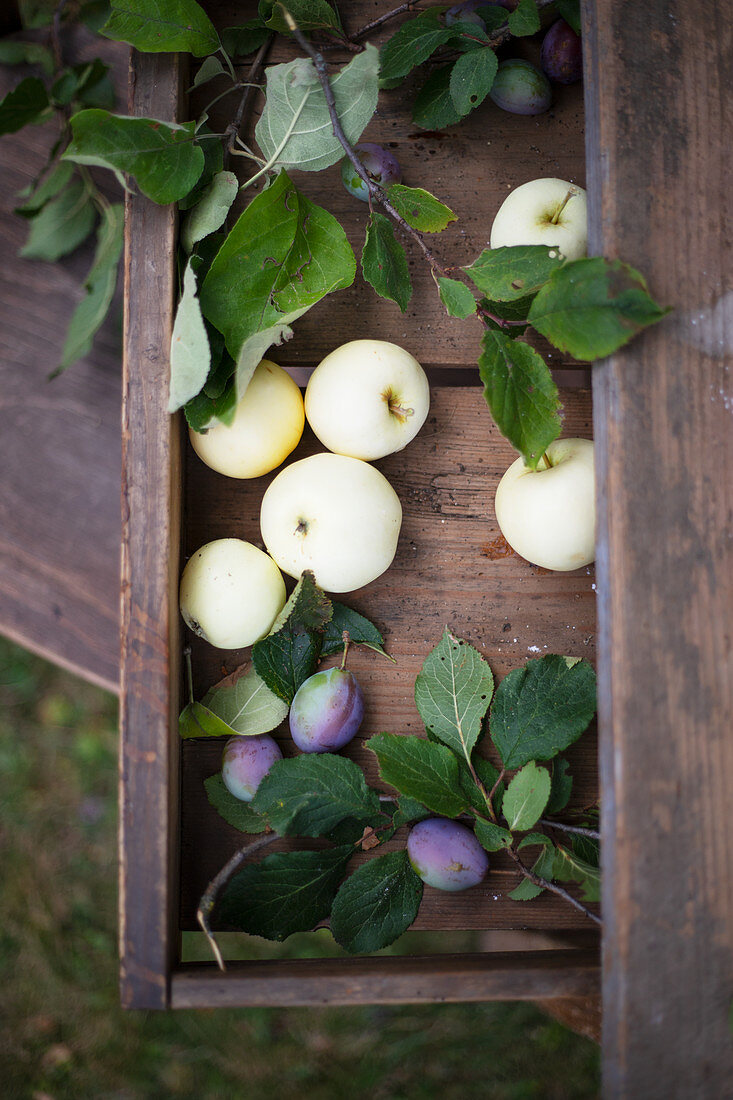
[289,666,365,752]
[221,735,283,802]
[541,19,582,85]
[407,818,489,891]
[341,143,402,203]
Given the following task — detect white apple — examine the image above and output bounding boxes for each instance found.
[260,453,402,592]
[304,339,430,461]
[494,438,595,571]
[490,178,587,261]
[179,538,286,649]
[189,359,304,479]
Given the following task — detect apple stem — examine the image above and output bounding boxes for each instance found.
[341,631,351,670]
[540,451,554,470]
[184,645,194,705]
[550,190,575,225]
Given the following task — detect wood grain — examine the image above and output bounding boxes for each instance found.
[584,0,733,1094]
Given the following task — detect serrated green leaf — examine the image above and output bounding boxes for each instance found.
[545,757,573,814]
[221,21,270,57]
[502,762,551,831]
[361,212,412,312]
[490,655,597,770]
[255,45,378,174]
[507,0,540,36]
[379,9,454,84]
[191,55,226,89]
[572,833,600,867]
[251,754,381,837]
[168,260,210,412]
[0,39,54,73]
[517,831,553,850]
[320,602,388,658]
[414,630,494,765]
[202,663,289,736]
[528,257,670,361]
[260,0,342,33]
[449,46,497,115]
[458,755,504,816]
[204,773,268,834]
[509,877,543,900]
[179,700,236,738]
[57,201,124,373]
[20,178,96,261]
[101,0,220,56]
[479,293,535,332]
[386,184,456,233]
[553,844,600,902]
[217,845,352,939]
[478,327,561,467]
[436,277,477,319]
[252,571,332,704]
[390,795,431,830]
[64,110,204,204]
[181,170,238,253]
[465,245,563,301]
[554,0,581,34]
[330,850,423,954]
[509,841,556,899]
[474,818,512,852]
[412,65,463,130]
[369,733,469,819]
[0,76,50,134]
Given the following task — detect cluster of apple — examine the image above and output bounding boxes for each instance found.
[179,338,431,651]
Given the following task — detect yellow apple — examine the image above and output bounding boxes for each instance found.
[260,453,402,592]
[305,339,430,460]
[189,359,304,478]
[494,438,595,571]
[179,538,286,649]
[490,178,587,261]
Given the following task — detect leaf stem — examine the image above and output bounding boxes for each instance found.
[223,32,276,171]
[539,818,600,840]
[350,0,425,42]
[507,847,602,926]
[183,645,194,705]
[340,631,351,670]
[240,88,310,192]
[197,833,278,971]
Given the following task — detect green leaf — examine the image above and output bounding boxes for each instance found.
[52,60,114,108]
[464,245,564,301]
[386,184,456,233]
[555,0,581,35]
[19,178,96,261]
[413,629,494,765]
[260,0,342,33]
[379,9,454,85]
[320,602,388,658]
[507,0,540,36]
[0,76,50,134]
[177,124,223,210]
[545,757,573,814]
[221,21,270,57]
[436,277,476,319]
[255,45,378,174]
[502,761,551,831]
[252,571,332,705]
[368,733,469,819]
[553,844,600,902]
[449,46,497,116]
[361,212,412,313]
[528,257,670,361]
[458,755,504,816]
[479,293,535,333]
[57,201,124,373]
[179,700,236,738]
[15,162,75,215]
[509,877,543,901]
[217,845,352,940]
[509,839,556,900]
[204,773,268,834]
[167,260,210,412]
[0,40,54,74]
[572,833,599,868]
[190,55,227,89]
[200,171,355,371]
[181,170,238,253]
[389,795,431,830]
[185,380,237,431]
[474,818,513,852]
[251,754,381,837]
[100,0,220,56]
[64,110,204,205]
[478,328,561,467]
[330,850,423,954]
[202,663,289,736]
[412,65,463,130]
[517,831,552,850]
[490,655,597,770]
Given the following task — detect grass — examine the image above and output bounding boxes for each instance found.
[0,638,600,1099]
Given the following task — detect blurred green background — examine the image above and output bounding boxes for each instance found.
[0,637,599,1099]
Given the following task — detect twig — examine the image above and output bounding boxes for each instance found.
[539,819,600,840]
[51,0,68,75]
[351,1,426,42]
[197,833,277,971]
[507,847,602,926]
[223,32,276,169]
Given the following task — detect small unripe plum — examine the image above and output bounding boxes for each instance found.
[489,59,552,115]
[221,735,282,802]
[541,19,582,84]
[341,143,401,203]
[289,666,365,753]
[407,818,489,892]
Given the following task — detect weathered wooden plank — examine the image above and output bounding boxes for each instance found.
[171,949,600,1008]
[584,0,733,1094]
[119,52,184,1010]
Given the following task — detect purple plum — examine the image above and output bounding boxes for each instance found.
[407,818,489,892]
[341,143,402,203]
[489,59,552,115]
[541,19,582,84]
[289,666,365,753]
[445,0,514,27]
[221,734,282,802]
